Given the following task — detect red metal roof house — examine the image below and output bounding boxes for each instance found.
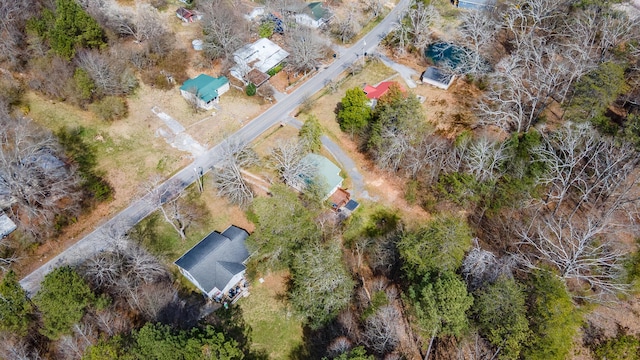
[363,81,406,100]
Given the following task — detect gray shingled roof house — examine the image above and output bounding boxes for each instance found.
[174,225,250,299]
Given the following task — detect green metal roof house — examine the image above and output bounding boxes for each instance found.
[297,154,344,199]
[180,74,230,110]
[295,2,332,28]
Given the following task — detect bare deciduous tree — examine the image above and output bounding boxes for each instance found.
[331,5,362,44]
[475,51,565,133]
[106,3,167,44]
[286,26,329,74]
[0,332,40,360]
[462,239,496,286]
[327,336,353,356]
[457,332,495,360]
[455,10,499,75]
[213,138,259,207]
[375,127,413,172]
[92,306,130,336]
[200,0,247,60]
[81,242,170,295]
[388,9,412,56]
[338,309,362,342]
[56,322,97,360]
[0,112,82,238]
[518,215,629,298]
[265,0,306,19]
[143,176,198,240]
[406,1,439,52]
[364,305,401,355]
[501,0,565,54]
[268,139,315,188]
[462,239,516,290]
[475,0,614,132]
[535,123,639,219]
[76,50,137,97]
[514,123,640,299]
[128,283,177,321]
[463,137,509,183]
[28,55,75,100]
[0,0,34,69]
[363,0,384,19]
[597,9,640,61]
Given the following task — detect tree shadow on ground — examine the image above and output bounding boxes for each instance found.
[289,319,345,360]
[203,305,269,360]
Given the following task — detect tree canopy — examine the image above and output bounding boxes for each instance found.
[289,241,355,329]
[34,265,96,339]
[28,0,106,60]
[566,61,629,133]
[0,270,34,336]
[408,271,473,341]
[330,346,375,360]
[593,334,640,360]
[299,115,323,153]
[338,87,372,136]
[135,323,244,360]
[523,271,582,360]
[248,184,320,267]
[82,323,244,360]
[367,85,428,169]
[473,277,530,360]
[398,215,473,279]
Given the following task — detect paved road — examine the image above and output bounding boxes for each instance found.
[19,0,411,295]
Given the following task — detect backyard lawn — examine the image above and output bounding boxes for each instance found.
[240,272,305,360]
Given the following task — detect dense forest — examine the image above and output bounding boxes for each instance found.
[0,0,639,359]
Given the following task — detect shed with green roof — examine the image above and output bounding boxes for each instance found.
[180,74,230,110]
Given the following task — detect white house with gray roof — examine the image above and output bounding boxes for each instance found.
[174,225,250,299]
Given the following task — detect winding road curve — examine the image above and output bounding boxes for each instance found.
[19,0,411,295]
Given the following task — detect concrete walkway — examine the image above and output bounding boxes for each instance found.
[376,52,420,88]
[152,106,206,157]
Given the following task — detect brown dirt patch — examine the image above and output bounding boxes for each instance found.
[270,69,304,93]
[587,298,640,338]
[259,271,288,293]
[378,49,480,137]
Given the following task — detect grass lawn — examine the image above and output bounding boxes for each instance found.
[25,91,187,212]
[240,272,305,360]
[300,59,396,142]
[131,174,254,262]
